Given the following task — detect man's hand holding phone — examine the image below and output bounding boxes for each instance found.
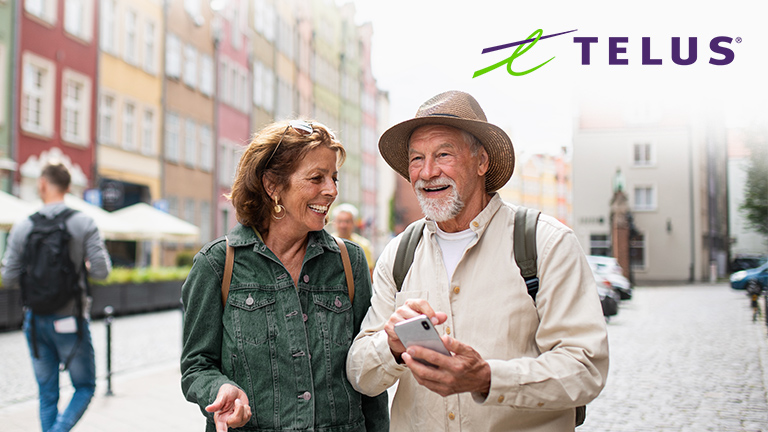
[385,299,491,398]
[384,299,448,362]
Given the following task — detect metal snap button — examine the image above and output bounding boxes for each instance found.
[245,295,254,306]
[334,296,342,308]
[303,275,309,283]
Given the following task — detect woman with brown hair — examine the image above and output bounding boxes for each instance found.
[180,120,388,432]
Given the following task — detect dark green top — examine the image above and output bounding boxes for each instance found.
[181,223,388,432]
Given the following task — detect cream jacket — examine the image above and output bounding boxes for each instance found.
[346,194,609,432]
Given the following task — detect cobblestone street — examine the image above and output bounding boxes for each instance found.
[581,284,768,432]
[0,283,766,431]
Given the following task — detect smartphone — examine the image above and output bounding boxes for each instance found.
[394,314,451,366]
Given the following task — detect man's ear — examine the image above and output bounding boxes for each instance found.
[477,147,490,176]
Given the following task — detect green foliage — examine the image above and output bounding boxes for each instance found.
[740,131,768,237]
[175,251,195,267]
[91,266,191,286]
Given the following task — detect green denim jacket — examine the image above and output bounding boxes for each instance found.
[181,224,389,432]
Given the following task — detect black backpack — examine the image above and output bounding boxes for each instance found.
[392,207,587,427]
[21,208,81,315]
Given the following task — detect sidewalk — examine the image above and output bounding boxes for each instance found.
[0,361,204,431]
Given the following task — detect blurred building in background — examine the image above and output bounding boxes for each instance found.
[727,127,768,258]
[572,99,730,283]
[0,0,389,267]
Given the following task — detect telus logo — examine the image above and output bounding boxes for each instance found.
[473,29,741,78]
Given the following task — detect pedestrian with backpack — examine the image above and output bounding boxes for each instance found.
[1,163,111,432]
[346,91,609,431]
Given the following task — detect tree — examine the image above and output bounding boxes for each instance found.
[740,130,768,237]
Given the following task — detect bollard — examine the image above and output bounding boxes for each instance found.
[104,306,114,397]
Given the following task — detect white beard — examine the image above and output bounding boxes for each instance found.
[415,178,465,222]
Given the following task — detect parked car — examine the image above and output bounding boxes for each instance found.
[587,255,633,300]
[730,261,768,291]
[594,273,620,319]
[730,254,768,273]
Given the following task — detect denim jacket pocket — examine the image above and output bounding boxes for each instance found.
[228,291,278,346]
[312,293,353,347]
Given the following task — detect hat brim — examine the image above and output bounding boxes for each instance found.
[378,115,515,192]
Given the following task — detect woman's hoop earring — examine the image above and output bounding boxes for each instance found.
[272,196,286,220]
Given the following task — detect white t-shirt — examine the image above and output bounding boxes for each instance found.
[434,225,477,279]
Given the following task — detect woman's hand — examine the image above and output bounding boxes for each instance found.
[205,384,252,432]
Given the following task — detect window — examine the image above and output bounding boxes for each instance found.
[144,21,156,74]
[253,0,276,42]
[0,44,6,126]
[21,54,55,137]
[167,196,178,218]
[200,201,211,242]
[100,0,116,52]
[124,10,138,65]
[141,109,154,155]
[218,142,230,185]
[184,118,197,167]
[633,186,656,211]
[184,199,196,225]
[630,233,645,270]
[122,102,136,151]
[184,0,200,18]
[200,54,214,96]
[61,71,91,146]
[590,234,611,257]
[25,0,57,24]
[633,142,653,166]
[199,125,213,172]
[165,112,180,163]
[98,94,115,144]
[252,60,275,112]
[183,44,197,88]
[165,34,181,78]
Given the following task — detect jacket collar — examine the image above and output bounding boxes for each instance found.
[226,223,340,253]
[425,192,502,238]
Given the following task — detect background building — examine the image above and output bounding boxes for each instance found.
[572,99,729,283]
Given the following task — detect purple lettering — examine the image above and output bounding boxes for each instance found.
[573,37,598,65]
[672,37,697,65]
[609,37,629,65]
[642,37,662,65]
[709,36,734,65]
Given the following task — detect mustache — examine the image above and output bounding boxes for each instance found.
[415,177,456,190]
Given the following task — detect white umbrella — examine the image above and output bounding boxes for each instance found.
[110,203,200,242]
[0,191,34,231]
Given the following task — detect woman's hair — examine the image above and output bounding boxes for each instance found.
[228,120,345,232]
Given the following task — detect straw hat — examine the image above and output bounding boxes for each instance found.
[378,90,515,192]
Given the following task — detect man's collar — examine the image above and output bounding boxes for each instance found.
[426,192,502,235]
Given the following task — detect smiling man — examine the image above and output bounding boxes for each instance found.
[346,90,609,431]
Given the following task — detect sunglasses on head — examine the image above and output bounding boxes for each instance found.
[265,120,315,168]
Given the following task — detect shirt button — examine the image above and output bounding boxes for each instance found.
[448,412,456,420]
[472,221,479,228]
[302,313,308,322]
[303,275,309,283]
[445,326,451,335]
[498,395,505,403]
[453,286,460,294]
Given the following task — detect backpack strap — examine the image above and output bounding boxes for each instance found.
[393,220,426,292]
[221,237,235,307]
[334,237,355,303]
[514,206,541,301]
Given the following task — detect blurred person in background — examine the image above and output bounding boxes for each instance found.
[180,120,389,432]
[331,203,375,275]
[1,163,112,432]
